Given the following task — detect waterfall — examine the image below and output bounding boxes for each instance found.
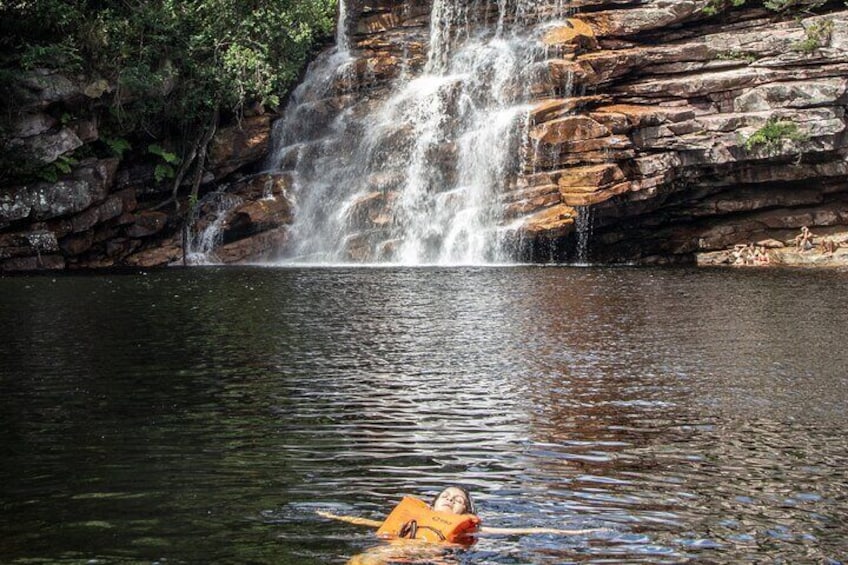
[184,191,243,265]
[267,0,573,265]
[574,205,593,265]
[336,0,350,55]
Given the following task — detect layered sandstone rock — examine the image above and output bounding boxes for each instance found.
[290,0,848,266]
[512,1,848,264]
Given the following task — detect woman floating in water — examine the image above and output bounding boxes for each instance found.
[318,486,604,548]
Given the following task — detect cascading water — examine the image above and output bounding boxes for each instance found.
[267,0,573,265]
[184,191,243,265]
[335,0,350,54]
[574,206,593,265]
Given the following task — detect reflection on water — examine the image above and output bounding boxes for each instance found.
[1,267,847,563]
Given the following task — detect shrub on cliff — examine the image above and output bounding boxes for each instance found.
[2,0,336,116]
[743,117,808,155]
[702,0,828,15]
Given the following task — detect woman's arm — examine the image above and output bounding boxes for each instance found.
[316,510,606,536]
[480,526,606,536]
[316,510,383,528]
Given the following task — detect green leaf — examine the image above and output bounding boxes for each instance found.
[154,163,176,183]
[105,137,132,158]
[148,143,180,165]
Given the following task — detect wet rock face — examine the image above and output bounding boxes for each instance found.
[0,159,118,226]
[518,2,848,264]
[207,116,273,179]
[269,0,848,265]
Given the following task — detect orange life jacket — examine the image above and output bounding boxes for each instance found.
[376,496,481,544]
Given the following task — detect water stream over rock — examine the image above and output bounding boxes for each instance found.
[267,0,574,265]
[184,190,243,265]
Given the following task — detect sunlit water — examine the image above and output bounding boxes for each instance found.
[267,1,573,264]
[1,266,847,563]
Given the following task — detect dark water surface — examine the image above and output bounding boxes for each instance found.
[1,266,847,564]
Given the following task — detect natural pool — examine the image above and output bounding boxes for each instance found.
[1,266,846,563]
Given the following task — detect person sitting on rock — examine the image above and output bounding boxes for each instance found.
[744,243,757,265]
[753,245,769,265]
[731,244,747,265]
[819,237,837,254]
[794,226,814,251]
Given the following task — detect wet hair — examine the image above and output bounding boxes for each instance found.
[432,486,475,515]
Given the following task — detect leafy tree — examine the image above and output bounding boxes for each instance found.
[1,0,337,197]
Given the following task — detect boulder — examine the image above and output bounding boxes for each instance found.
[516,203,576,236]
[207,115,273,179]
[59,231,94,255]
[0,230,59,259]
[580,1,702,37]
[734,78,848,112]
[223,197,292,242]
[18,69,81,109]
[11,113,57,138]
[18,127,83,164]
[542,18,598,51]
[1,254,65,271]
[125,211,170,238]
[530,116,610,145]
[124,240,183,268]
[216,227,289,263]
[0,158,119,225]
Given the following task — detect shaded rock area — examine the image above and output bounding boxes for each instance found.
[0,69,290,271]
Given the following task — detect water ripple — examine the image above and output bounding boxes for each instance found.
[1,267,847,563]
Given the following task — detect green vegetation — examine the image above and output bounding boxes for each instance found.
[703,0,745,17]
[792,18,834,53]
[1,0,337,119]
[148,143,181,183]
[38,153,78,182]
[702,0,827,15]
[1,0,337,190]
[763,0,826,11]
[744,117,808,154]
[716,50,758,63]
[104,137,132,159]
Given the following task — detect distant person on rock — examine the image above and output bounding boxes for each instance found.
[794,226,815,251]
[753,245,769,265]
[819,237,837,254]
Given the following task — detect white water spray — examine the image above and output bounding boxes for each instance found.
[336,0,351,55]
[184,192,243,265]
[575,206,594,265]
[268,0,573,265]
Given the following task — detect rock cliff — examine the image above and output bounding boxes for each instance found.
[520,0,848,266]
[271,0,848,266]
[0,70,289,271]
[2,0,847,270]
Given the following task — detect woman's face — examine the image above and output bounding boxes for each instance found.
[433,487,470,515]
